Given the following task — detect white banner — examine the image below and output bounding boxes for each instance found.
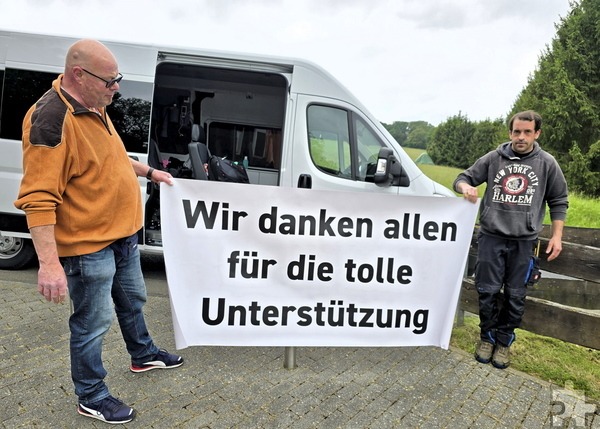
[160,180,479,349]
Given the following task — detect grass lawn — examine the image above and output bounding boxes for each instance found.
[405,147,600,402]
[451,316,600,402]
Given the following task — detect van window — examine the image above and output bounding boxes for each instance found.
[0,69,4,113]
[307,105,351,178]
[0,68,152,154]
[354,115,385,181]
[208,122,282,169]
[106,81,153,154]
[0,69,55,140]
[307,104,384,181]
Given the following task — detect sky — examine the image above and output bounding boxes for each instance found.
[0,0,572,126]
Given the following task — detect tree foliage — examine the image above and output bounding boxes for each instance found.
[428,113,474,169]
[382,121,434,149]
[511,0,600,195]
[422,0,599,196]
[566,141,600,197]
[405,121,435,149]
[107,93,151,153]
[382,1,600,196]
[427,114,505,169]
[382,121,409,147]
[468,118,506,166]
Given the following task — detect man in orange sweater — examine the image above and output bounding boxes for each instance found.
[15,39,183,424]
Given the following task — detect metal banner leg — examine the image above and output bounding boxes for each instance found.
[283,346,297,369]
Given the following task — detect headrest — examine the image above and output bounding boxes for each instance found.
[191,124,207,143]
[191,124,200,142]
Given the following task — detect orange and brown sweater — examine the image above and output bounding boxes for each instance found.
[15,75,142,257]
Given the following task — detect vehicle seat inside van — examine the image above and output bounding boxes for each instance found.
[148,139,164,170]
[191,123,206,145]
[188,124,209,180]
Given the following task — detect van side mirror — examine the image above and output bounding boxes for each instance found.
[372,148,410,187]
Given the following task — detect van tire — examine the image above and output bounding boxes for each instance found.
[0,235,37,270]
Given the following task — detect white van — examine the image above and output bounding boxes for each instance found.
[0,30,453,269]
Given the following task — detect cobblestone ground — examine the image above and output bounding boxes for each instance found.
[1,280,597,428]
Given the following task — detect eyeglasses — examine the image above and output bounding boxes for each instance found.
[81,68,123,88]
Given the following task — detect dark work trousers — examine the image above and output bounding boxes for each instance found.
[475,233,537,347]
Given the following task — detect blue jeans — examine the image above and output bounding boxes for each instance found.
[63,240,159,404]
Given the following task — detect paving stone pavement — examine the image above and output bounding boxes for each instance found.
[1,279,598,429]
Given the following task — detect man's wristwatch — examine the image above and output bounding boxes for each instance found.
[146,167,155,180]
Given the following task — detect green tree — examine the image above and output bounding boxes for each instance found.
[511,0,600,196]
[107,93,151,153]
[405,121,435,149]
[565,141,600,196]
[381,121,409,147]
[468,118,506,165]
[382,121,437,149]
[428,113,475,169]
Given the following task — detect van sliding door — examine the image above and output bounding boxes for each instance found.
[150,53,291,185]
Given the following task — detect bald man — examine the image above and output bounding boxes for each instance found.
[16,39,182,424]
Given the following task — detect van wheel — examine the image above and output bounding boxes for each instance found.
[0,234,37,270]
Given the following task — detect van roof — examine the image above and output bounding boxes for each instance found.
[0,28,367,114]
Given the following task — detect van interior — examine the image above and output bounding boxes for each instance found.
[144,60,289,246]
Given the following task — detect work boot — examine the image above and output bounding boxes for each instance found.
[475,341,494,364]
[492,344,511,369]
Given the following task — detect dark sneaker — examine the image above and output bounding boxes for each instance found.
[492,344,511,369]
[475,340,495,364]
[130,349,184,373]
[78,395,135,424]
